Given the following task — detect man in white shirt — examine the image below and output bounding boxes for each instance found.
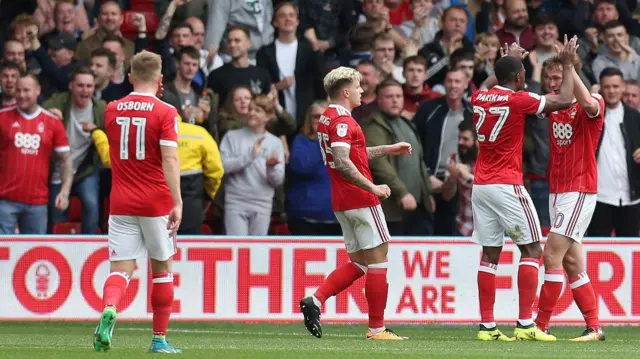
[588,67,640,237]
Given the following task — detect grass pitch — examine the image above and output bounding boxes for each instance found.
[0,322,638,358]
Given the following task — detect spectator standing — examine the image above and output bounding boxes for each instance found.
[371,32,406,83]
[27,31,81,99]
[43,67,105,234]
[154,0,208,26]
[592,21,640,82]
[286,100,342,235]
[204,0,274,63]
[588,68,640,237]
[90,48,129,102]
[161,46,216,136]
[475,0,506,34]
[418,5,474,88]
[256,1,326,127]
[3,41,30,74]
[441,120,478,236]
[473,32,500,87]
[352,60,382,122]
[623,79,640,110]
[185,17,224,76]
[219,95,285,235]
[207,25,272,106]
[35,0,90,42]
[495,0,536,51]
[0,63,20,108]
[528,14,560,69]
[298,0,358,66]
[414,69,472,235]
[74,1,134,65]
[401,55,442,119]
[8,15,44,76]
[0,75,71,234]
[362,79,434,235]
[396,0,440,49]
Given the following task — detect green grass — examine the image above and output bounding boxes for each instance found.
[0,322,638,358]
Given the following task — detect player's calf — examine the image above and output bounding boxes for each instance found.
[535,233,573,331]
[516,243,542,328]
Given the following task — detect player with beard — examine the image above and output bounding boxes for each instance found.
[533,56,606,342]
[0,62,20,108]
[442,120,479,236]
[299,67,412,340]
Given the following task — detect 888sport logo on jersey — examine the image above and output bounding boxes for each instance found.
[552,122,573,147]
[14,132,42,155]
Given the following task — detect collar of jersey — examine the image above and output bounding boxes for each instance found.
[328,104,351,115]
[494,85,514,92]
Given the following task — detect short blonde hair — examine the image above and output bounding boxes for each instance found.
[476,32,499,47]
[130,50,162,83]
[323,66,362,100]
[252,94,276,121]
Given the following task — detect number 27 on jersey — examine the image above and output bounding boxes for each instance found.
[473,106,510,142]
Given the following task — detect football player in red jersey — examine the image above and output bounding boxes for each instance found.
[470,36,578,342]
[299,67,412,340]
[92,51,183,354]
[533,56,606,342]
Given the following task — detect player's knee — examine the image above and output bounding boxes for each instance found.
[562,254,582,276]
[481,247,501,264]
[150,258,173,273]
[543,244,563,269]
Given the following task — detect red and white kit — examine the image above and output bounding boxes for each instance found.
[316,104,390,253]
[0,106,69,205]
[104,92,179,261]
[471,86,545,246]
[547,94,605,242]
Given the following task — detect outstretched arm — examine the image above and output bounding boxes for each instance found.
[333,146,376,192]
[542,36,579,113]
[367,145,390,160]
[572,67,600,117]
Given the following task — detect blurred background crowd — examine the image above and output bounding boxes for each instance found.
[0,0,639,237]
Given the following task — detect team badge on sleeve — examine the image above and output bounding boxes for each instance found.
[336,123,348,137]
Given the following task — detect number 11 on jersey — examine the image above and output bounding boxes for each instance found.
[116,116,146,160]
[474,106,510,142]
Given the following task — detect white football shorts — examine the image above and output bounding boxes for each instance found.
[549,192,597,243]
[108,215,176,261]
[472,184,543,247]
[334,204,390,253]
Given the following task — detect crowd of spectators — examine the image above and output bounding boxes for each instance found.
[0,0,639,237]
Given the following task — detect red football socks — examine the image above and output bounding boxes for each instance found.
[314,262,366,304]
[517,257,540,326]
[535,268,565,331]
[477,261,497,327]
[102,272,129,308]
[365,263,388,330]
[151,272,174,337]
[570,272,600,331]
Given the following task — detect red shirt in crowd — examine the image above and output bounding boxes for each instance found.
[0,106,69,205]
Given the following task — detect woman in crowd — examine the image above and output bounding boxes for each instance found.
[285,100,342,235]
[220,95,285,235]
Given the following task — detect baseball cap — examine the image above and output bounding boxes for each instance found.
[48,32,77,51]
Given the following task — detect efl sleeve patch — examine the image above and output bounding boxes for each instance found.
[336,123,348,137]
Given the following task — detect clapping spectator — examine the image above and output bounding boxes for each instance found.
[35,0,90,41]
[592,21,640,82]
[473,32,500,86]
[286,100,342,235]
[43,67,105,234]
[0,63,20,108]
[220,95,285,235]
[396,0,440,49]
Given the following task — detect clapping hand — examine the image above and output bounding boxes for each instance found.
[557,35,579,66]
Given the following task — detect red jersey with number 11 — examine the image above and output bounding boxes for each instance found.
[104,92,179,217]
[471,85,546,185]
[548,94,604,193]
[317,104,379,212]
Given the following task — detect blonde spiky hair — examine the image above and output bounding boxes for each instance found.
[323,66,362,100]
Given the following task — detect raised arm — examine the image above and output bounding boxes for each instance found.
[572,67,600,117]
[333,146,377,192]
[541,36,579,113]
